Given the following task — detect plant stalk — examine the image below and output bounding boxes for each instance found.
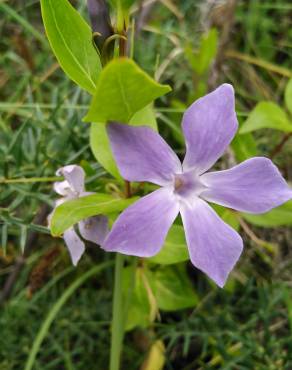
[110,13,130,370]
[110,253,125,370]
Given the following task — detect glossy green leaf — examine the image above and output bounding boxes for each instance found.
[40,0,101,94]
[242,200,292,227]
[90,105,158,179]
[240,102,292,134]
[84,58,171,123]
[148,225,189,265]
[284,78,292,115]
[50,193,137,236]
[153,266,198,311]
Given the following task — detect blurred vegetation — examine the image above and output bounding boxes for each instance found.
[1,0,292,369]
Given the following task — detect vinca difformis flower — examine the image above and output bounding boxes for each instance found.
[103,84,292,287]
[50,165,108,265]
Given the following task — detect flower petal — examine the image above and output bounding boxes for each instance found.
[53,180,72,196]
[180,199,243,287]
[201,157,292,213]
[78,215,109,245]
[56,165,85,194]
[103,187,179,256]
[182,84,238,174]
[63,228,85,266]
[107,122,182,186]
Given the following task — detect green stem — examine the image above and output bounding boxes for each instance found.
[110,253,125,370]
[0,176,61,184]
[109,11,129,370]
[123,257,137,324]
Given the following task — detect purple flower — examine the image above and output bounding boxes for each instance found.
[103,84,292,287]
[50,165,108,265]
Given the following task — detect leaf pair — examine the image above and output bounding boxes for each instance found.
[41,0,171,180]
[41,0,171,117]
[41,0,172,230]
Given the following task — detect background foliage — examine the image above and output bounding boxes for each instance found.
[1,0,292,369]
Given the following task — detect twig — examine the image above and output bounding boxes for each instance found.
[235,214,266,246]
[270,133,292,160]
[124,180,132,198]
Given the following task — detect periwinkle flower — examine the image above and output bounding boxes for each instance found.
[103,84,292,287]
[50,165,108,265]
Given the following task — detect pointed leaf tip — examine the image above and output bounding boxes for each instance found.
[84,58,171,123]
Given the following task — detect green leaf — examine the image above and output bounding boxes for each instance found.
[50,193,137,236]
[212,205,240,231]
[153,266,198,311]
[231,132,258,162]
[240,102,292,134]
[130,104,158,129]
[284,78,292,115]
[90,105,158,179]
[148,225,189,265]
[120,0,136,9]
[142,340,165,370]
[123,267,156,331]
[221,210,240,231]
[242,200,292,227]
[84,58,171,123]
[40,0,101,94]
[185,28,218,76]
[90,124,121,180]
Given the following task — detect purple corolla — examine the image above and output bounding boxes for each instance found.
[50,165,108,265]
[103,84,292,287]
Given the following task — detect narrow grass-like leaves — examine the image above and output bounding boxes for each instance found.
[24,262,113,370]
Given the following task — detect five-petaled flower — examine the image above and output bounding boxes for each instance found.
[103,84,292,287]
[50,165,108,265]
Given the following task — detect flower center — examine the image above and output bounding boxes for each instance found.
[174,176,184,191]
[173,171,205,199]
